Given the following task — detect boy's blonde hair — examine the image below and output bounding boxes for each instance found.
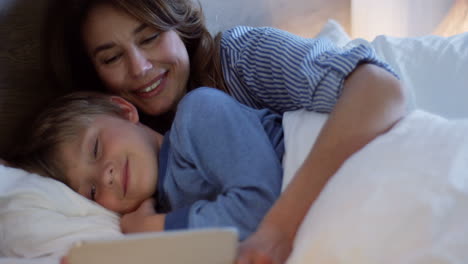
[10,92,125,184]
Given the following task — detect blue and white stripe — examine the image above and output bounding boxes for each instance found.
[220,26,397,114]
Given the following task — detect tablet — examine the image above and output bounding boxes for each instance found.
[67,228,238,264]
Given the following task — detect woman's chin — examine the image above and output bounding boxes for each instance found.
[142,100,174,116]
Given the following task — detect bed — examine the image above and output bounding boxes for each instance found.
[1,4,468,264]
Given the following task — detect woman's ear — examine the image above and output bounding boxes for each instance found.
[109,96,139,123]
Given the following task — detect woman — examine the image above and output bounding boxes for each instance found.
[44,0,406,263]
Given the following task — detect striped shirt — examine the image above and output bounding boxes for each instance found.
[220,26,397,113]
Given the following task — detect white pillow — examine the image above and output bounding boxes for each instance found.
[316,20,468,118]
[370,33,468,118]
[0,165,122,259]
[315,19,351,48]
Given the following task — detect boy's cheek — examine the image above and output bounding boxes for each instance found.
[96,196,126,214]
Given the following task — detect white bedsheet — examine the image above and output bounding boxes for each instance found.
[282,110,468,264]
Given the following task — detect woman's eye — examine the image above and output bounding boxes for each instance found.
[90,185,97,201]
[102,54,121,65]
[140,34,159,45]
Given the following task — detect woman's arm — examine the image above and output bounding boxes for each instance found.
[237,63,407,264]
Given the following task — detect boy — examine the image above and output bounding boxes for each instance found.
[12,87,284,241]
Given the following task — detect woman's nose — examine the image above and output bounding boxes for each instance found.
[128,48,152,78]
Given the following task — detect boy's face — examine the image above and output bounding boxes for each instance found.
[58,114,160,214]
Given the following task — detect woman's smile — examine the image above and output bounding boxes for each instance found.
[134,71,168,98]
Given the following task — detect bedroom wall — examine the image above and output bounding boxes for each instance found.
[351,0,456,39]
[199,0,351,37]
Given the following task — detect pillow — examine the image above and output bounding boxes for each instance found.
[281,111,328,191]
[317,20,468,118]
[370,33,468,118]
[315,19,352,48]
[0,165,122,259]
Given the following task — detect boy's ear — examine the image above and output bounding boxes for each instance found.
[109,96,139,123]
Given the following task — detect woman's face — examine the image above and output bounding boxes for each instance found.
[82,3,190,116]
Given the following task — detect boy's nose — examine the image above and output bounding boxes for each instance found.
[101,162,115,188]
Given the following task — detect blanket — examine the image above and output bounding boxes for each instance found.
[283,110,468,264]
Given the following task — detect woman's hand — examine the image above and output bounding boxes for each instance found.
[236,225,292,264]
[120,199,165,233]
[60,256,68,264]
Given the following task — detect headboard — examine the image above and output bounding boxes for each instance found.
[0,0,59,156]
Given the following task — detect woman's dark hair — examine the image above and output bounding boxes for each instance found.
[43,0,227,131]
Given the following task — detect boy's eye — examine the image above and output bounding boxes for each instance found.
[140,34,159,45]
[93,137,99,159]
[90,185,97,201]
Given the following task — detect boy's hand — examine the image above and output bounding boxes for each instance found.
[120,199,165,233]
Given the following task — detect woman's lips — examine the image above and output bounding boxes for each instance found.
[135,72,168,99]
